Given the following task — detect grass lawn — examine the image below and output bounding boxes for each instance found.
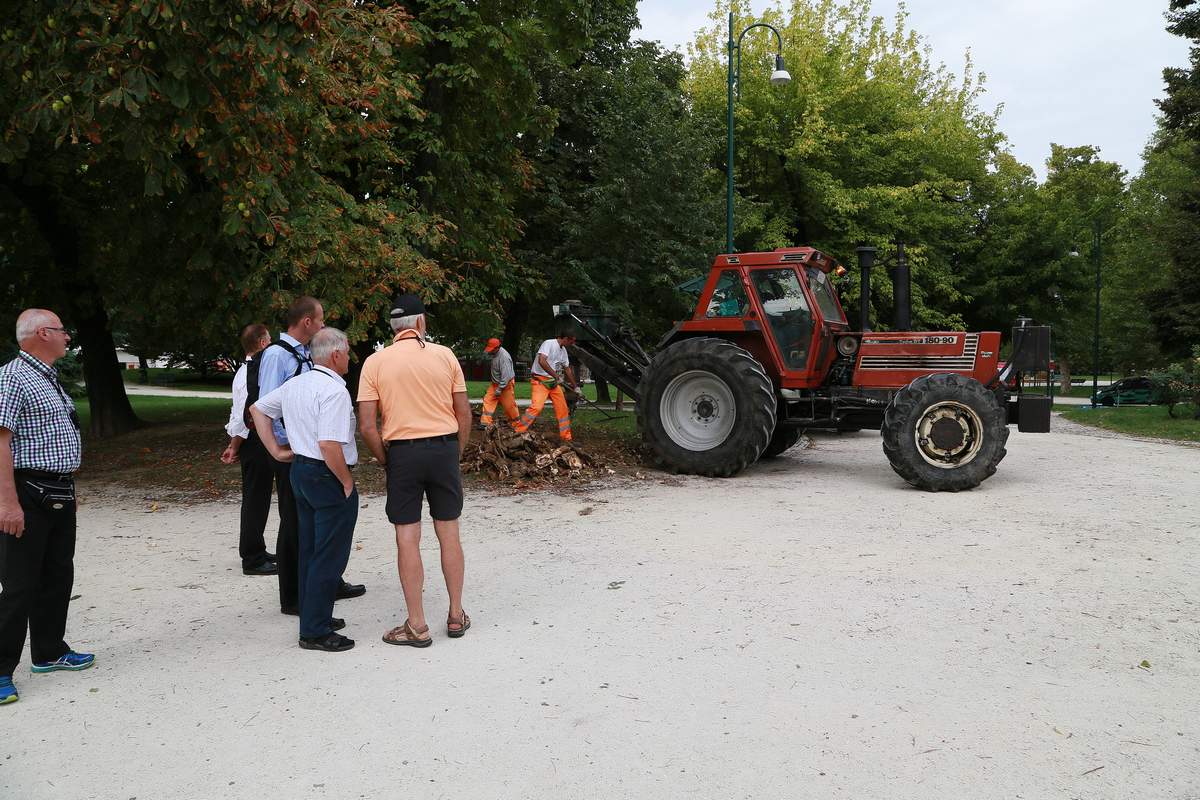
[122,367,234,393]
[75,396,231,429]
[465,380,618,402]
[72,395,643,496]
[118,372,624,401]
[1059,404,1200,443]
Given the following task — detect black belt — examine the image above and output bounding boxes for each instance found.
[14,469,74,481]
[388,434,457,446]
[294,454,355,470]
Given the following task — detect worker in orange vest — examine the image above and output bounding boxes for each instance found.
[480,337,519,427]
[513,329,578,441]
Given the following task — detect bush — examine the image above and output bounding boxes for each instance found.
[1151,345,1200,419]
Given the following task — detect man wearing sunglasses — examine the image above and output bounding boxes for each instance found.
[0,309,91,707]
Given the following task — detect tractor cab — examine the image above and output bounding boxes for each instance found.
[677,247,849,387]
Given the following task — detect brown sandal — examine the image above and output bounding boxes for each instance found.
[447,611,471,639]
[382,620,432,648]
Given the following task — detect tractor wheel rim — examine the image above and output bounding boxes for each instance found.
[660,370,737,452]
[913,400,984,469]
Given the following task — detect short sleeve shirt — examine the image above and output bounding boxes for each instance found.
[531,339,570,378]
[0,352,82,473]
[255,333,312,445]
[225,362,250,439]
[358,331,467,441]
[253,366,357,465]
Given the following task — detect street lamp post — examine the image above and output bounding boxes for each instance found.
[1069,220,1105,407]
[1091,219,1101,408]
[726,12,790,254]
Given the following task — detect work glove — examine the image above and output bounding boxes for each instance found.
[492,382,505,396]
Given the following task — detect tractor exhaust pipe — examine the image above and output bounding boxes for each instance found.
[855,246,876,332]
[892,242,911,331]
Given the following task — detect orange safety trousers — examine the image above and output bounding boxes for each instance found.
[512,377,572,440]
[481,382,520,426]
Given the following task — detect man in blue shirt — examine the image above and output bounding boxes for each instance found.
[257,297,364,615]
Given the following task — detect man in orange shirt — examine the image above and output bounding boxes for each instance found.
[357,294,473,648]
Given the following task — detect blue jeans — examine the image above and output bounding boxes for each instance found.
[290,457,358,639]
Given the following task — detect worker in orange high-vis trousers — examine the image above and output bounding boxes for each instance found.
[512,329,578,441]
[480,337,519,427]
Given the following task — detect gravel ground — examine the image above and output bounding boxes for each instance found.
[4,422,1198,799]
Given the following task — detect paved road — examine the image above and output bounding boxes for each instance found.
[5,421,1196,799]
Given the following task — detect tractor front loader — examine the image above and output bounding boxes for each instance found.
[556,245,1052,492]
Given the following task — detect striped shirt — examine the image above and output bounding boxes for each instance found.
[0,351,82,473]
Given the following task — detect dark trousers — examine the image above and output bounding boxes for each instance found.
[271,458,300,610]
[238,433,274,569]
[290,458,357,638]
[0,481,76,676]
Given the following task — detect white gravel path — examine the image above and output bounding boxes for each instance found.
[4,423,1198,799]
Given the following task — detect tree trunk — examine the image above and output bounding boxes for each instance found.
[347,338,378,402]
[138,355,149,384]
[75,299,140,437]
[503,297,531,364]
[2,168,140,436]
[1058,359,1072,394]
[594,376,612,403]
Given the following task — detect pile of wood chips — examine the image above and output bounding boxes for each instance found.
[462,425,610,483]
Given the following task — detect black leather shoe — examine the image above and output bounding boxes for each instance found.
[243,561,278,576]
[330,618,346,631]
[298,633,355,652]
[336,581,366,600]
[265,552,277,563]
[281,606,299,616]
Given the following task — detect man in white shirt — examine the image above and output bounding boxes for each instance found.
[513,328,579,441]
[219,324,278,576]
[250,328,359,653]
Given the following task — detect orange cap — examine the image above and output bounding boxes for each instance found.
[484,337,501,353]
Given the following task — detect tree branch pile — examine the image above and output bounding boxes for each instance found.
[462,426,611,483]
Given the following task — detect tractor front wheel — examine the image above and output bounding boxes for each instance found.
[881,373,1009,492]
[638,338,776,477]
[760,424,803,458]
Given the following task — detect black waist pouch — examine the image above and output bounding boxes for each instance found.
[21,476,76,511]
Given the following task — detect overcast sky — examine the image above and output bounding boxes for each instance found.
[634,1,1192,180]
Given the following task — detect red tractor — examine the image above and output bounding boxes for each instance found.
[556,245,1052,492]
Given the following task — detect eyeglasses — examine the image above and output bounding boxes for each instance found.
[40,326,71,335]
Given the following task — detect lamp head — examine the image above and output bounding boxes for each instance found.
[770,53,791,85]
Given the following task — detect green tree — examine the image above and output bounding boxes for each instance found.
[507,4,722,350]
[686,0,1004,330]
[1,1,440,435]
[1149,0,1200,358]
[389,0,595,355]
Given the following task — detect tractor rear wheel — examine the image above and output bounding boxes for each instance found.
[761,425,803,458]
[881,373,1008,492]
[638,338,776,477]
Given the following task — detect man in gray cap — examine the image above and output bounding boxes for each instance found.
[357,294,473,648]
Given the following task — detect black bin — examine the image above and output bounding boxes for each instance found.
[1017,395,1052,433]
[1010,324,1051,373]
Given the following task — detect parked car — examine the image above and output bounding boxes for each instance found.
[1092,376,1163,406]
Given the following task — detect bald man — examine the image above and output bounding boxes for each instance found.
[0,309,93,707]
